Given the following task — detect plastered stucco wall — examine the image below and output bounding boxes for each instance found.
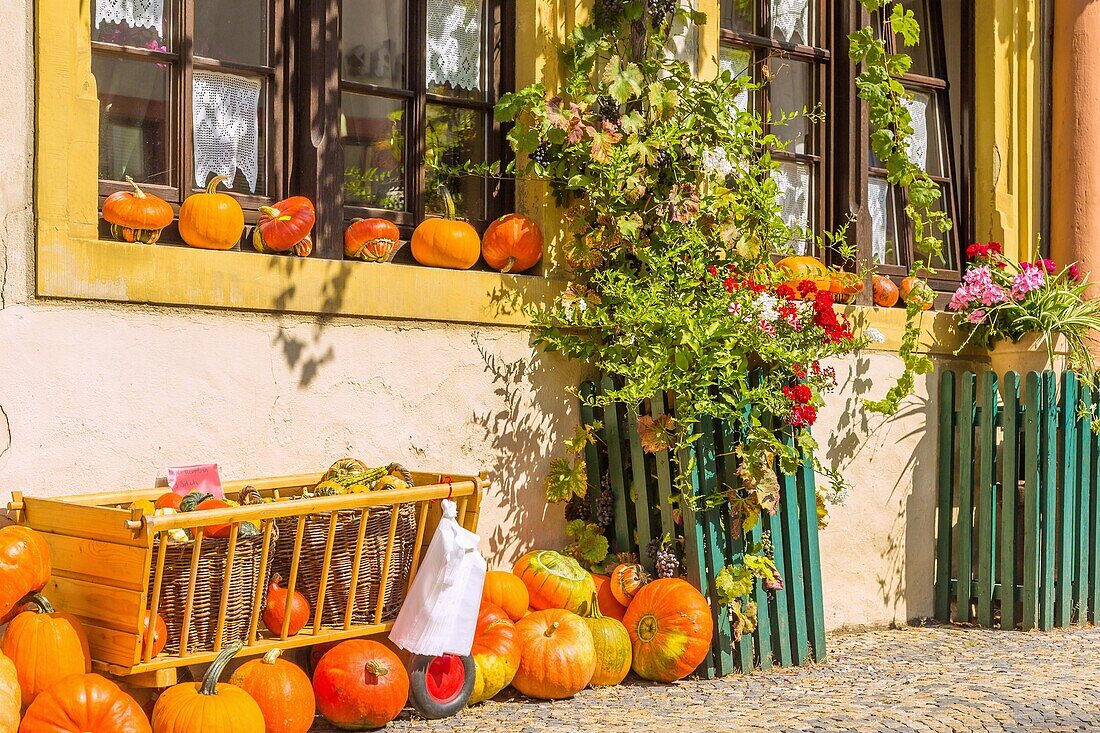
[0,0,972,632]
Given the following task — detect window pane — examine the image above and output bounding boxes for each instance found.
[342,0,407,87]
[772,161,813,254]
[900,0,934,76]
[194,0,269,66]
[931,186,958,270]
[768,57,813,154]
[426,0,484,99]
[93,54,172,186]
[91,0,174,49]
[425,104,485,220]
[770,0,811,46]
[341,94,406,210]
[721,0,754,34]
[192,71,266,194]
[868,176,903,267]
[720,47,753,113]
[904,91,948,177]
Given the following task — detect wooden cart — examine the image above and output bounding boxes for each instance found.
[7,470,486,687]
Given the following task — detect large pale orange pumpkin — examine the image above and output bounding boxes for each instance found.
[178,175,245,251]
[1,594,90,710]
[152,645,265,733]
[0,526,51,622]
[410,188,481,269]
[776,255,831,295]
[481,571,529,622]
[481,214,543,274]
[469,602,521,705]
[591,573,627,621]
[512,550,596,614]
[19,673,150,733]
[229,649,315,733]
[512,609,595,700]
[580,595,631,687]
[623,578,713,682]
[0,651,18,733]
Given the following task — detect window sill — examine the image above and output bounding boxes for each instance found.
[36,237,565,327]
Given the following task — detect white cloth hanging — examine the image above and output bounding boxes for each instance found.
[426,0,482,91]
[868,177,890,265]
[772,161,811,254]
[389,499,487,657]
[192,71,260,193]
[95,0,165,34]
[904,94,929,170]
[771,0,809,45]
[720,47,752,114]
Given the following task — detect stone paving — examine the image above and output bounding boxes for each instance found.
[311,623,1100,732]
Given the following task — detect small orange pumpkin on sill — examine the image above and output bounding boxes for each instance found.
[900,276,935,310]
[179,175,245,251]
[482,213,544,274]
[410,188,481,270]
[345,217,404,262]
[872,274,900,307]
[102,176,175,244]
[252,196,316,257]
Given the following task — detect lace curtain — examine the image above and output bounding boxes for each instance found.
[904,94,929,170]
[426,0,482,91]
[771,0,809,45]
[720,47,752,114]
[772,162,811,255]
[868,177,890,265]
[95,0,165,33]
[192,71,261,192]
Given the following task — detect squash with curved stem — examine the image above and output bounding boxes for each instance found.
[152,644,265,733]
[480,571,529,622]
[344,218,403,262]
[0,651,17,733]
[591,573,627,621]
[469,602,520,705]
[622,578,713,682]
[0,526,51,623]
[481,214,543,274]
[410,188,481,270]
[18,673,150,733]
[229,649,315,733]
[252,196,316,257]
[179,175,245,251]
[1,594,90,709]
[580,594,631,687]
[513,550,596,614]
[102,176,175,244]
[511,609,595,700]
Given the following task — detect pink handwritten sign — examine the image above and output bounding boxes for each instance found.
[166,464,223,498]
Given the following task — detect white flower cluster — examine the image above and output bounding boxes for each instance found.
[701,146,736,179]
[864,327,886,344]
[755,292,780,323]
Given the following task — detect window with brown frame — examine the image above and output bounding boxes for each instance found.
[719,0,970,292]
[89,0,511,259]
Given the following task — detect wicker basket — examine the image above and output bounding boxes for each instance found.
[147,530,277,655]
[272,503,419,627]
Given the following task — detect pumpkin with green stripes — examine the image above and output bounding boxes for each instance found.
[512,551,596,614]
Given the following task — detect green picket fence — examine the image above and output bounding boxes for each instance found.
[935,370,1100,630]
[579,378,826,678]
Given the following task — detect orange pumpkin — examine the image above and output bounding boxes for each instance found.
[776,256,831,295]
[102,176,175,244]
[141,612,168,659]
[872,274,900,307]
[312,640,409,730]
[900,276,934,310]
[0,651,18,733]
[152,644,265,733]
[829,271,865,304]
[345,218,403,262]
[179,175,245,251]
[262,574,311,637]
[469,602,521,705]
[591,573,627,621]
[581,595,631,687]
[19,673,150,733]
[410,188,481,269]
[512,609,595,699]
[179,494,233,538]
[1,594,90,709]
[481,571,529,622]
[252,196,316,257]
[229,649,315,733]
[481,214,543,274]
[154,492,184,511]
[0,526,51,622]
[623,578,713,682]
[608,563,650,607]
[513,550,596,614]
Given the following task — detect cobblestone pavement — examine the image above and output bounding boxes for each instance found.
[311,624,1100,732]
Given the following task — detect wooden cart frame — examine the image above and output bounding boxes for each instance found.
[7,470,486,686]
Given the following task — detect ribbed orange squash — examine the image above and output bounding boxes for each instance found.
[229,649,315,733]
[102,176,174,244]
[512,610,595,700]
[608,563,650,607]
[481,571,529,622]
[178,175,245,251]
[0,651,17,733]
[580,595,631,687]
[512,551,596,614]
[152,645,265,733]
[1,594,90,710]
[481,214,543,274]
[410,188,480,269]
[18,673,150,733]
[469,602,521,705]
[622,578,713,682]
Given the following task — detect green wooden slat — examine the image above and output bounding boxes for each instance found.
[955,372,977,623]
[677,419,714,678]
[998,372,1020,630]
[1057,371,1078,627]
[1022,372,1042,630]
[935,370,957,621]
[600,377,633,554]
[1040,371,1058,630]
[697,414,733,676]
[779,430,809,664]
[625,408,655,574]
[579,382,603,519]
[1076,382,1092,624]
[1091,387,1100,623]
[651,393,676,544]
[764,507,793,667]
[975,370,999,626]
[798,449,826,662]
[717,420,756,674]
[748,519,773,671]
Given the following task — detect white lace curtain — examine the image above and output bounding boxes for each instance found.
[771,0,809,45]
[426,0,482,91]
[904,94,930,170]
[868,177,890,265]
[95,0,165,33]
[720,47,752,114]
[772,162,811,255]
[192,71,261,192]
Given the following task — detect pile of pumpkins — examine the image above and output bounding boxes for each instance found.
[103,176,544,274]
[775,255,935,310]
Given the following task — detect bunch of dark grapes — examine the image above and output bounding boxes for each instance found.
[654,148,672,169]
[656,544,680,578]
[644,537,660,563]
[596,488,615,528]
[594,0,625,28]
[647,0,676,22]
[565,496,592,522]
[530,142,552,168]
[595,95,621,122]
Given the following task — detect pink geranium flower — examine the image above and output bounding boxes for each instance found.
[1011,267,1046,299]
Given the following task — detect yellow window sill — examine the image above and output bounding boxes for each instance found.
[840,304,974,356]
[36,237,566,327]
